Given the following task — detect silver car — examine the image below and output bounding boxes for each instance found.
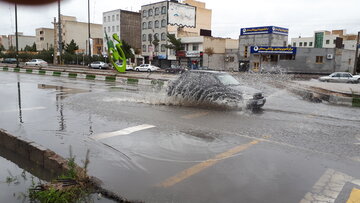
[319,72,360,83]
[88,61,109,69]
[25,59,48,67]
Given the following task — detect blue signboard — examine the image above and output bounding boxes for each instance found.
[250,46,297,54]
[158,54,167,59]
[240,26,289,36]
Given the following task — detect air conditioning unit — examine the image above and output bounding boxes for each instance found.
[327,54,333,60]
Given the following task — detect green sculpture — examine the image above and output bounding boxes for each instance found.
[105,32,127,73]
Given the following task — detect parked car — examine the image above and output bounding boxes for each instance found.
[167,70,266,109]
[134,64,159,72]
[115,62,134,71]
[25,59,48,66]
[88,61,109,69]
[165,65,187,74]
[319,72,360,83]
[2,58,17,64]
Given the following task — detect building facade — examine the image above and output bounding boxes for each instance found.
[0,33,36,50]
[102,9,141,53]
[35,28,54,51]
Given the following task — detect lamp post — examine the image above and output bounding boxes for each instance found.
[354,31,360,74]
[15,3,19,68]
[58,0,62,64]
[88,0,91,57]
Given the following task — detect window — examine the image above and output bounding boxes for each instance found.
[304,42,307,46]
[193,44,199,51]
[161,6,166,14]
[280,54,295,60]
[161,33,166,41]
[326,40,330,44]
[316,56,324,63]
[40,37,44,41]
[142,22,147,30]
[143,10,147,18]
[253,62,260,68]
[244,46,248,58]
[148,34,152,42]
[299,42,303,47]
[349,58,352,65]
[103,16,106,22]
[142,34,146,41]
[142,45,146,52]
[154,33,159,41]
[293,43,296,47]
[161,19,166,27]
[333,39,336,44]
[116,14,119,20]
[155,8,160,15]
[112,26,115,32]
[108,27,110,32]
[116,25,119,32]
[39,31,43,34]
[148,45,152,52]
[148,9,153,16]
[104,27,106,32]
[148,21,153,29]
[155,20,160,28]
[309,42,313,46]
[112,15,115,21]
[161,44,166,52]
[107,16,110,22]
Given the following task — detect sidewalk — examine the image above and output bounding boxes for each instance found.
[288,81,360,107]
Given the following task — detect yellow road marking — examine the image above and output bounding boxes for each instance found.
[181,111,209,119]
[158,140,260,188]
[347,188,360,203]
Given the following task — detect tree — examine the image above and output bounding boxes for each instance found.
[0,44,5,52]
[165,33,183,64]
[64,40,79,54]
[152,35,159,51]
[32,42,37,52]
[204,47,214,68]
[121,40,135,59]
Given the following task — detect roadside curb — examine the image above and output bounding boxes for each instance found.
[286,82,359,107]
[0,66,168,88]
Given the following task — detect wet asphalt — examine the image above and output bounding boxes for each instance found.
[0,71,360,203]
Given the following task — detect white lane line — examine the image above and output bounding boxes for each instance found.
[1,106,47,113]
[92,124,156,141]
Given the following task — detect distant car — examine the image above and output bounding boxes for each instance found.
[134,64,159,72]
[2,58,17,64]
[25,59,48,66]
[319,72,359,83]
[165,65,187,74]
[167,70,266,109]
[115,62,133,71]
[88,61,109,69]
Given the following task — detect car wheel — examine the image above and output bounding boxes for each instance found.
[136,68,140,72]
[147,69,151,72]
[99,66,102,69]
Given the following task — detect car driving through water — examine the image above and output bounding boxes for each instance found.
[167,70,266,109]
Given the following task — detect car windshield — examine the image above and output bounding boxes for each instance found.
[216,74,240,85]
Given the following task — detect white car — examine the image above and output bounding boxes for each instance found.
[319,72,359,83]
[25,59,48,67]
[134,64,159,72]
[88,61,109,69]
[115,62,133,71]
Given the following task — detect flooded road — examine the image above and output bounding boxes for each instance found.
[1,71,360,202]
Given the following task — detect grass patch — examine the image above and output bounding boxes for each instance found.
[68,73,77,78]
[86,74,96,80]
[105,76,116,81]
[26,69,33,73]
[14,68,20,72]
[3,67,9,71]
[353,97,360,107]
[53,71,61,76]
[127,78,139,84]
[39,70,46,75]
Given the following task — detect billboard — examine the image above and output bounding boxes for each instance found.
[168,2,196,28]
[250,46,297,54]
[240,26,289,36]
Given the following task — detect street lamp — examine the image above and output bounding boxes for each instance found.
[58,0,62,64]
[88,0,91,57]
[15,3,19,68]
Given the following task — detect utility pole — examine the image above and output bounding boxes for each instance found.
[58,0,62,64]
[354,31,360,74]
[53,17,57,64]
[15,3,19,68]
[88,0,91,57]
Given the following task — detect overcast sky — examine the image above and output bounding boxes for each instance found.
[0,0,359,41]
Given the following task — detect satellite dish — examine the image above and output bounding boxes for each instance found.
[0,0,58,5]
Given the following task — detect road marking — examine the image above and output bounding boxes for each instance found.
[1,106,46,113]
[158,140,260,188]
[181,111,209,119]
[347,188,360,203]
[92,124,156,141]
[300,169,360,203]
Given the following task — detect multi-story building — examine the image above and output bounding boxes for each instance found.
[291,29,358,50]
[35,28,54,51]
[102,9,141,54]
[0,33,36,50]
[54,15,103,55]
